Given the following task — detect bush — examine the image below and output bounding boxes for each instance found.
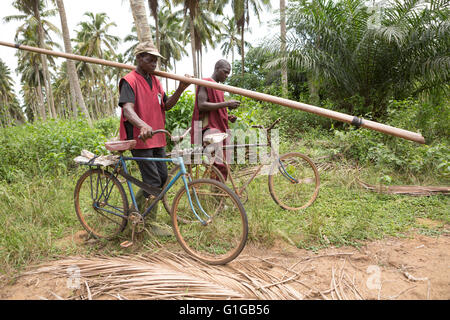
[0,117,118,182]
[332,98,450,180]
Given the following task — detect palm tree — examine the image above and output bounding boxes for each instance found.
[175,0,226,77]
[147,0,160,51]
[280,0,288,97]
[12,0,58,119]
[74,12,120,58]
[276,0,449,115]
[152,7,188,90]
[4,5,60,121]
[129,0,154,43]
[232,0,271,77]
[194,4,225,77]
[219,16,239,66]
[55,0,92,125]
[72,12,120,119]
[172,0,200,77]
[0,59,25,127]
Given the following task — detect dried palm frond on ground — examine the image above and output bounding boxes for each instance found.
[357,179,450,196]
[23,250,306,300]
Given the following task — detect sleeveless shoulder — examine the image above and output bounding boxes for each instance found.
[119,71,137,90]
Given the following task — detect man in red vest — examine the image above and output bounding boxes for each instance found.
[191,59,241,180]
[118,41,189,236]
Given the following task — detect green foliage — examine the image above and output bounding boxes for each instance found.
[332,98,449,180]
[0,117,118,182]
[256,0,450,117]
[164,90,195,150]
[165,90,195,132]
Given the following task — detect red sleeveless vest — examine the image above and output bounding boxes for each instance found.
[119,70,166,149]
[191,78,229,144]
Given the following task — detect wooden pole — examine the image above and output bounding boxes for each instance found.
[0,40,425,144]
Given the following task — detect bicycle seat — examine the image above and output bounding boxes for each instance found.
[203,133,228,145]
[105,140,137,152]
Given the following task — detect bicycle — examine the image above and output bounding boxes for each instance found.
[162,118,320,213]
[73,129,248,265]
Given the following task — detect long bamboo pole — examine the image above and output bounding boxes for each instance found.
[0,40,425,144]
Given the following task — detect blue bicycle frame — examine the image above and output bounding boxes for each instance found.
[113,155,211,225]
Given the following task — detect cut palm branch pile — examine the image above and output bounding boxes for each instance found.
[357,179,450,196]
[23,251,306,300]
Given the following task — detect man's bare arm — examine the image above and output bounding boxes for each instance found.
[122,102,153,140]
[164,79,190,110]
[197,86,240,112]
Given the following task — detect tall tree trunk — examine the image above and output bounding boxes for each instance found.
[34,63,46,120]
[280,0,288,97]
[174,58,178,89]
[56,0,92,125]
[33,0,56,119]
[129,0,154,43]
[232,47,235,69]
[308,72,320,105]
[240,26,245,77]
[148,0,160,69]
[189,16,198,78]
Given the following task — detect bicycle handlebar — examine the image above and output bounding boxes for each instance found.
[251,118,281,132]
[138,129,172,142]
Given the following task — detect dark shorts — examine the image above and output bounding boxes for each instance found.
[131,147,168,197]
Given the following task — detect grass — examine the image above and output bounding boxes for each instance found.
[0,147,448,277]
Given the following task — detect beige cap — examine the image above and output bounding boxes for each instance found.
[134,41,164,59]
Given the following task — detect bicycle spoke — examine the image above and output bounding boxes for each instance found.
[75,169,128,239]
[171,179,248,265]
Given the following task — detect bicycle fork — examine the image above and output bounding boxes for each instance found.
[179,162,212,226]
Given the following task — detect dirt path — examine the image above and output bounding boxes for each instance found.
[1,232,448,300]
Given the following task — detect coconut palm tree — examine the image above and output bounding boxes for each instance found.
[7,0,60,120]
[280,0,288,97]
[152,7,188,90]
[172,0,200,77]
[0,59,25,127]
[4,6,60,121]
[175,0,226,77]
[219,16,240,67]
[232,0,271,77]
[129,0,154,43]
[195,5,225,77]
[73,12,120,120]
[55,0,92,125]
[11,0,58,119]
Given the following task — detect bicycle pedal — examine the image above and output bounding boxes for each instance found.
[120,240,134,248]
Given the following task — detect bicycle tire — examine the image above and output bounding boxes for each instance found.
[162,163,226,215]
[171,178,248,265]
[74,168,128,239]
[268,152,320,210]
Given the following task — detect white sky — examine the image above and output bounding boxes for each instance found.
[0,0,279,98]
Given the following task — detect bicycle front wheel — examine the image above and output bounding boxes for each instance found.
[74,168,128,239]
[268,152,320,210]
[171,178,248,265]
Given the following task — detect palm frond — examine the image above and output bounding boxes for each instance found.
[25,251,308,300]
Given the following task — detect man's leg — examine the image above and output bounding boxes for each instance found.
[131,148,163,197]
[131,148,171,236]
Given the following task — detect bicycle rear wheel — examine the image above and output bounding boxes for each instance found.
[268,152,320,210]
[171,178,248,265]
[162,163,225,214]
[74,168,128,239]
